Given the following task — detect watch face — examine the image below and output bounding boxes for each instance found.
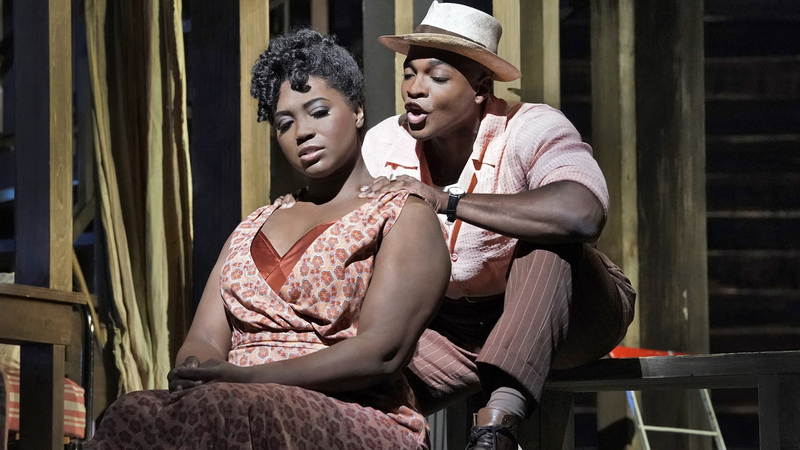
[448,186,466,196]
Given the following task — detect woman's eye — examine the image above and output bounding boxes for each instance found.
[275,120,293,132]
[311,108,330,119]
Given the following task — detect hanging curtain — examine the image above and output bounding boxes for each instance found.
[85,0,192,393]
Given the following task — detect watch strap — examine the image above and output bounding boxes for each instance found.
[446,192,462,222]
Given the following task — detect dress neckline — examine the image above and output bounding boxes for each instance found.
[256,196,379,256]
[248,197,379,296]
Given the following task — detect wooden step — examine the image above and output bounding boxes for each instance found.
[707,134,800,174]
[708,217,800,250]
[563,57,800,100]
[710,289,800,327]
[706,0,800,17]
[559,13,800,61]
[706,99,800,135]
[707,56,800,100]
[560,100,800,138]
[711,326,800,353]
[708,250,800,290]
[710,388,758,414]
[706,18,800,58]
[707,182,800,211]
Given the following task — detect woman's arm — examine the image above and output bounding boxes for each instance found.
[174,196,451,393]
[168,235,234,391]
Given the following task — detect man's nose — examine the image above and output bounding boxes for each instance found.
[405,77,427,99]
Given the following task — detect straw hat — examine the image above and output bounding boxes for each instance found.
[378,2,521,82]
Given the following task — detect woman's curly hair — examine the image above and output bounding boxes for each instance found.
[250,28,365,124]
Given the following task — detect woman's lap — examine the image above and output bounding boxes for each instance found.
[90,383,425,450]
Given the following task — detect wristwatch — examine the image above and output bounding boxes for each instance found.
[445,186,466,223]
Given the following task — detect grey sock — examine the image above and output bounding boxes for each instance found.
[485,386,528,419]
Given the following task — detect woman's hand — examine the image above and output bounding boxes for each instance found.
[171,358,247,387]
[168,355,202,392]
[359,175,448,213]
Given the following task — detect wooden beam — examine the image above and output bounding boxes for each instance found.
[591,0,638,311]
[590,1,640,444]
[19,344,65,450]
[394,0,414,116]
[493,0,521,103]
[14,0,72,291]
[635,1,708,447]
[240,0,271,217]
[311,0,329,35]
[636,0,708,363]
[494,0,560,107]
[362,0,396,128]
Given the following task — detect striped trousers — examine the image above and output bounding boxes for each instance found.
[405,243,636,415]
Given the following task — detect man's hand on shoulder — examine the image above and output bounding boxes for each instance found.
[359,175,448,214]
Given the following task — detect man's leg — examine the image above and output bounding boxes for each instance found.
[405,322,485,416]
[552,244,636,370]
[477,244,574,411]
[469,243,634,450]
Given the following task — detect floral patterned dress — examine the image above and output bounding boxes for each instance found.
[90,190,429,450]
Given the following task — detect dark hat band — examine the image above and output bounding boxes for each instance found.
[413,24,489,50]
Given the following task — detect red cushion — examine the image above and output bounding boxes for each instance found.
[3,370,86,439]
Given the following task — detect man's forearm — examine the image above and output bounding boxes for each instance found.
[453,181,605,243]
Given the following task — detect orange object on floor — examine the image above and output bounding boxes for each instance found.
[608,346,689,358]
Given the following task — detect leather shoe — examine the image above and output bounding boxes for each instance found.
[464,408,521,450]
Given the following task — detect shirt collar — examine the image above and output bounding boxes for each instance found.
[384,115,424,169]
[471,95,509,167]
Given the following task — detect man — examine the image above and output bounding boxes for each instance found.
[358,3,636,449]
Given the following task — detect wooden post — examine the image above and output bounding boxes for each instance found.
[760,373,800,449]
[394,0,414,115]
[311,0,329,35]
[636,1,708,448]
[494,0,560,107]
[19,345,65,450]
[590,1,641,447]
[14,0,72,292]
[14,3,71,447]
[362,0,396,128]
[189,1,270,305]
[240,1,271,217]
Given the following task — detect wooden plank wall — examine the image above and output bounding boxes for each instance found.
[635,1,709,448]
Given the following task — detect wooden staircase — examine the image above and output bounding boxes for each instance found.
[704,3,800,448]
[558,1,800,448]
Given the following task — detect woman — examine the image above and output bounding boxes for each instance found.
[90,29,450,450]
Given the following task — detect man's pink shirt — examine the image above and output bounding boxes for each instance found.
[362,95,609,299]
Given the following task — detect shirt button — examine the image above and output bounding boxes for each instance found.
[451,253,458,262]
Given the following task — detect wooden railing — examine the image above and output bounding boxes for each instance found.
[0,284,86,450]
